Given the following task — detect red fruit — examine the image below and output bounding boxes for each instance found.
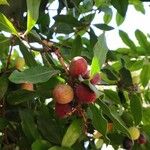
[83,70,90,79]
[53,84,74,104]
[90,73,101,85]
[69,56,88,78]
[55,103,72,118]
[75,84,96,104]
[137,134,147,144]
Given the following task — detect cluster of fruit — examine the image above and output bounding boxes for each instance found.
[52,56,101,118]
[123,127,147,149]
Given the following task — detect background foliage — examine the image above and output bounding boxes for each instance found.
[0,0,150,149]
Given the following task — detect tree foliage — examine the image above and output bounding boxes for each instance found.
[0,0,150,149]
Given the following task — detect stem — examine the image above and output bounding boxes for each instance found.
[6,45,13,70]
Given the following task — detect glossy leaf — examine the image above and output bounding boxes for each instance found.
[25,0,41,34]
[91,33,108,76]
[62,119,82,147]
[9,66,60,84]
[130,93,142,125]
[0,13,18,36]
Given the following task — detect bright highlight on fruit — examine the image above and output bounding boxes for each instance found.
[55,103,72,118]
[75,83,96,104]
[69,56,88,78]
[128,127,140,140]
[21,83,34,91]
[53,84,74,104]
[15,57,25,70]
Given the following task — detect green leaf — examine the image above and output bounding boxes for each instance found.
[103,8,113,24]
[54,15,81,27]
[91,33,108,76]
[9,66,60,84]
[37,116,62,144]
[142,107,150,125]
[135,29,150,54]
[89,104,107,136]
[111,0,128,17]
[7,89,36,105]
[119,30,137,52]
[25,0,41,34]
[98,100,130,137]
[0,0,9,5]
[0,13,18,36]
[104,90,120,104]
[0,117,8,131]
[94,24,114,31]
[19,41,37,67]
[140,60,150,87]
[71,35,82,58]
[130,93,142,125]
[49,146,72,150]
[62,119,82,147]
[94,0,109,7]
[32,139,51,150]
[116,12,125,26]
[19,109,41,142]
[0,77,8,100]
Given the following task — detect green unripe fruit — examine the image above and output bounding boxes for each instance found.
[15,57,25,70]
[128,127,140,140]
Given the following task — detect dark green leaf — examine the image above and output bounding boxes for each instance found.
[62,119,82,147]
[0,117,8,131]
[7,89,36,105]
[135,29,150,54]
[20,110,41,142]
[25,0,41,34]
[140,61,150,87]
[0,77,8,100]
[119,30,137,52]
[9,66,60,84]
[54,15,81,27]
[19,41,37,67]
[130,93,142,125]
[0,13,18,36]
[32,139,51,150]
[98,100,130,137]
[111,0,128,17]
[94,24,114,31]
[71,35,82,58]
[49,147,72,150]
[89,104,107,136]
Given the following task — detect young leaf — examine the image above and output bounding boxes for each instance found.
[89,104,107,137]
[111,0,128,17]
[91,33,108,76]
[62,119,82,147]
[0,13,18,36]
[130,93,142,125]
[119,30,137,52]
[9,66,60,84]
[25,0,41,34]
[116,12,125,26]
[0,0,9,5]
[140,61,150,87]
